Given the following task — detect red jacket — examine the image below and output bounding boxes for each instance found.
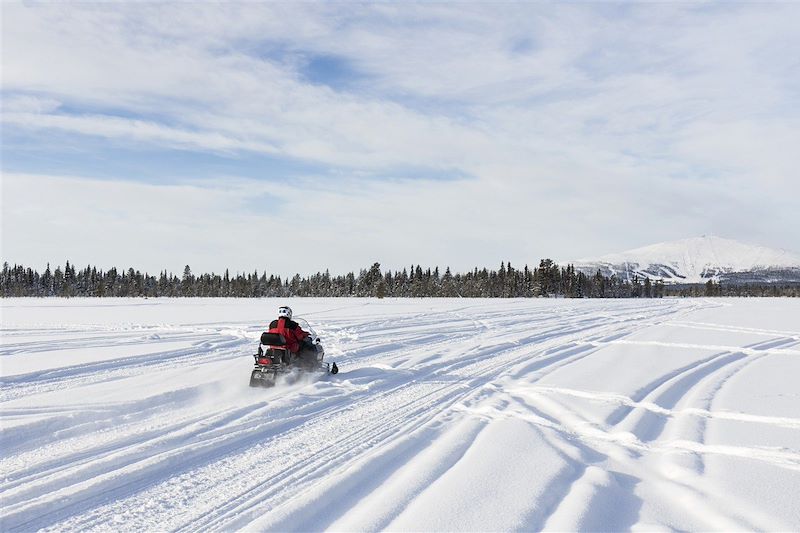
[268,317,308,353]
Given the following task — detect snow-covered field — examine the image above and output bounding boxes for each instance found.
[2,297,799,532]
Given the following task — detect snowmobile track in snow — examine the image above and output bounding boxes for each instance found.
[2,298,799,531]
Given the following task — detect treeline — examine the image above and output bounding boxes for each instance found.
[666,279,799,298]
[1,261,796,298]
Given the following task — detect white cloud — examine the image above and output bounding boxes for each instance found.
[2,111,280,154]
[3,166,783,276]
[1,95,62,114]
[2,3,799,270]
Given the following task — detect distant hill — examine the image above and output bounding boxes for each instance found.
[572,236,800,284]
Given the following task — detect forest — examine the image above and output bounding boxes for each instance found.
[2,261,797,298]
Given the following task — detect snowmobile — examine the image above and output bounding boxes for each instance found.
[249,317,338,387]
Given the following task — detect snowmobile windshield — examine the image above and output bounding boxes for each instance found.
[293,317,317,338]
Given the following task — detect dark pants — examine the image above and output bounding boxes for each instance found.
[295,339,319,367]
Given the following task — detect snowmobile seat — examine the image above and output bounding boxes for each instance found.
[260,332,287,346]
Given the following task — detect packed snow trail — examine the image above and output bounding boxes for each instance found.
[1,298,799,531]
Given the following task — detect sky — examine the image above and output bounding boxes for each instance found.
[2,3,799,276]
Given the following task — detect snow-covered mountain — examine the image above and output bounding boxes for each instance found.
[573,236,800,284]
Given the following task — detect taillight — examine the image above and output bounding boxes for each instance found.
[257,357,271,365]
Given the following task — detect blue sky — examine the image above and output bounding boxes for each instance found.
[2,3,799,275]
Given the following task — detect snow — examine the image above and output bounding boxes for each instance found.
[1,297,799,531]
[573,235,800,283]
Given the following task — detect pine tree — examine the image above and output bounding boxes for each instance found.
[631,275,642,298]
[42,263,53,296]
[182,265,194,296]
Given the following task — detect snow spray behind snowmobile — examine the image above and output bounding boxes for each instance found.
[249,317,338,387]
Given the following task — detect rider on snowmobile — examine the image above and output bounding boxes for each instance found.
[268,306,316,365]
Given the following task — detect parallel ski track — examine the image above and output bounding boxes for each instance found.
[1,300,700,532]
[0,333,251,402]
[505,326,800,530]
[187,301,704,533]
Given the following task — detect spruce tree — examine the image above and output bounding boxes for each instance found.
[182,265,193,296]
